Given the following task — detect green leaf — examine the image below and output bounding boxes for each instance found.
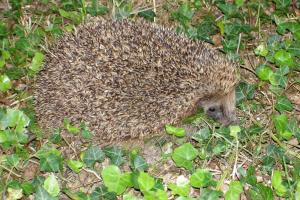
[235,0,245,7]
[7,187,23,200]
[29,52,44,74]
[273,0,291,10]
[165,125,186,137]
[138,172,155,192]
[21,182,34,195]
[249,183,274,200]
[104,146,125,166]
[63,118,80,134]
[199,188,222,200]
[43,174,60,197]
[274,50,293,67]
[168,175,190,197]
[275,96,293,112]
[272,170,287,197]
[86,0,109,16]
[224,181,243,200]
[172,143,198,170]
[82,145,105,167]
[67,160,84,173]
[123,193,141,200]
[235,82,256,105]
[255,65,274,81]
[295,181,300,200]
[63,189,89,200]
[273,114,293,140]
[40,153,63,172]
[130,151,149,172]
[192,127,211,142]
[190,169,216,188]
[101,165,129,195]
[90,186,117,200]
[229,126,241,138]
[80,123,93,140]
[254,44,268,57]
[138,10,156,22]
[34,186,56,200]
[0,74,12,92]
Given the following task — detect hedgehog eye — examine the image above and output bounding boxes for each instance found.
[208,107,216,112]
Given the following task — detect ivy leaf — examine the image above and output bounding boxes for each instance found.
[165,125,186,137]
[254,44,268,57]
[235,82,256,105]
[138,172,155,192]
[199,188,223,200]
[274,50,293,67]
[0,74,12,92]
[272,170,287,197]
[67,160,84,173]
[273,0,291,10]
[101,165,129,195]
[255,65,273,81]
[29,52,44,74]
[273,114,293,140]
[86,0,109,16]
[104,146,125,166]
[275,96,293,112]
[168,175,190,197]
[225,181,243,200]
[63,118,80,134]
[34,186,56,200]
[43,174,60,197]
[129,151,149,172]
[172,143,198,170]
[90,185,117,200]
[190,169,216,188]
[40,153,63,172]
[82,145,105,167]
[138,10,156,22]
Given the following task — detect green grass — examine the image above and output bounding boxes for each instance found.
[0,0,300,199]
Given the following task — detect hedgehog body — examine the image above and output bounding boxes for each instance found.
[34,18,238,143]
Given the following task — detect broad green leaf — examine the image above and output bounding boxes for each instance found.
[192,127,211,142]
[0,74,12,92]
[273,114,293,140]
[104,146,125,166]
[86,0,109,16]
[168,175,190,197]
[255,65,273,81]
[67,160,84,173]
[123,193,141,200]
[82,145,105,167]
[249,183,274,200]
[229,126,241,138]
[40,153,63,172]
[29,52,44,74]
[235,82,256,105]
[130,151,149,171]
[254,44,268,57]
[63,118,80,134]
[43,174,60,197]
[190,169,216,188]
[138,172,155,192]
[274,50,293,67]
[90,186,117,200]
[21,182,34,195]
[275,96,293,112]
[224,181,243,200]
[101,165,129,195]
[172,143,198,170]
[199,188,222,200]
[272,170,287,197]
[165,125,186,137]
[143,190,168,200]
[63,189,89,200]
[34,186,56,200]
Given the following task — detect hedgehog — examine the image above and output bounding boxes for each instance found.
[34,18,238,143]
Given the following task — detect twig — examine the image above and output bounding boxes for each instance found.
[82,168,102,180]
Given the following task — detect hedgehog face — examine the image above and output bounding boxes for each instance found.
[199,89,236,125]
